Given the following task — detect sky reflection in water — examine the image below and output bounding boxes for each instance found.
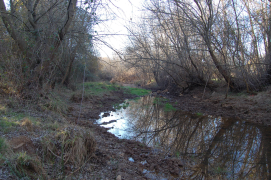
[97,96,271,179]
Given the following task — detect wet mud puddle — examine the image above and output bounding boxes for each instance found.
[96,96,271,179]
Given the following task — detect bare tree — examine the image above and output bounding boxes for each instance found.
[123,0,271,92]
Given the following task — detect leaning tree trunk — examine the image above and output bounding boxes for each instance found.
[207,42,236,91]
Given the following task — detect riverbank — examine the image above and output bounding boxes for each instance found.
[152,85,271,126]
[0,82,270,179]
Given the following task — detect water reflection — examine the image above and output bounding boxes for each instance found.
[98,96,271,179]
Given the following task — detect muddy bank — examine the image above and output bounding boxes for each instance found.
[68,90,137,120]
[150,86,271,126]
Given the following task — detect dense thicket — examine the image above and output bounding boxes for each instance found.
[123,0,271,93]
[0,0,99,97]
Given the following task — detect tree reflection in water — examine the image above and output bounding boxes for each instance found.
[124,96,271,179]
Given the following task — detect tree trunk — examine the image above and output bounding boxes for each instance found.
[61,47,77,86]
[267,8,271,83]
[0,0,78,90]
[207,43,235,90]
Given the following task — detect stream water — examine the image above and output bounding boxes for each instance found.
[97,95,271,179]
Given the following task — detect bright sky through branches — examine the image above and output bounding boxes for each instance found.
[95,0,144,58]
[2,0,143,58]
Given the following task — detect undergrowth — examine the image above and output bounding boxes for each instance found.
[40,92,68,114]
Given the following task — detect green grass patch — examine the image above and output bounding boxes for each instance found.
[0,118,17,128]
[82,82,122,96]
[124,87,151,96]
[0,112,41,133]
[196,112,203,116]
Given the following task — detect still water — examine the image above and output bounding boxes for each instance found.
[97,96,271,179]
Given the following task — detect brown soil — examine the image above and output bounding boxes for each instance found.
[1,85,271,180]
[164,86,271,126]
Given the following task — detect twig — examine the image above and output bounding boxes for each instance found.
[47,147,61,159]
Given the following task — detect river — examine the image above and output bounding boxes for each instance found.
[97,95,271,179]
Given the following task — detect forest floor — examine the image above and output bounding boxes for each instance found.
[0,82,271,180]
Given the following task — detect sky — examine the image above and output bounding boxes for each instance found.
[2,0,144,58]
[94,0,144,58]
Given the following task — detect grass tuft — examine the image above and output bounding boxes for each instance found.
[6,152,45,179]
[44,94,68,114]
[21,118,33,132]
[42,126,96,167]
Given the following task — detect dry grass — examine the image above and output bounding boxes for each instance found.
[43,125,96,166]
[2,137,46,179]
[7,152,46,179]
[39,91,69,114]
[20,118,33,132]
